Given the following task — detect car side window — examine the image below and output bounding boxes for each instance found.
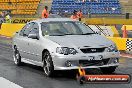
[28,23,39,37]
[19,26,26,36]
[19,23,34,37]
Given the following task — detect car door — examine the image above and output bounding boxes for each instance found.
[26,22,42,62]
[16,22,34,59]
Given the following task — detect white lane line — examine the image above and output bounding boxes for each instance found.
[0,77,23,88]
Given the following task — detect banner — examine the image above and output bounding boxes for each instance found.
[11,18,38,23]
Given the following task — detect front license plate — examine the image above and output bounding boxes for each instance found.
[88,55,103,61]
[88,56,95,61]
[95,55,103,60]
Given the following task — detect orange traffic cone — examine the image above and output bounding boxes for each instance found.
[122,26,128,38]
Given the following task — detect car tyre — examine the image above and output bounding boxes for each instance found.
[13,46,22,66]
[43,51,54,77]
[100,66,117,74]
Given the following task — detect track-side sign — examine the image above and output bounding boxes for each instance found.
[12,18,37,23]
[77,66,131,84]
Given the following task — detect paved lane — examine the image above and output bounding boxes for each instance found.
[0,41,131,88]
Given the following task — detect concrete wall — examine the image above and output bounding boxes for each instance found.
[0,23,25,37]
[83,18,132,25]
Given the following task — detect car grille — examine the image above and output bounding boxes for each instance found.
[80,48,105,53]
[79,58,110,67]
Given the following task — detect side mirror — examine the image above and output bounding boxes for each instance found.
[97,31,101,35]
[28,33,39,40]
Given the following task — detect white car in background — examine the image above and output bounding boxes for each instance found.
[12,18,120,77]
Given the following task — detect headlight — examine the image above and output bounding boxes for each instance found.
[56,47,78,55]
[108,58,119,64]
[107,45,118,52]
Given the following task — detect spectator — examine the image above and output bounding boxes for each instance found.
[77,9,83,21]
[70,10,79,20]
[0,11,5,29]
[42,6,49,18]
[5,11,11,23]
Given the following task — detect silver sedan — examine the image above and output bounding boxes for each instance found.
[12,18,120,77]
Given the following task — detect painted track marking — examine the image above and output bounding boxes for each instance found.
[0,77,23,88]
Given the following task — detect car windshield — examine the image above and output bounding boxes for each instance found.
[41,21,94,36]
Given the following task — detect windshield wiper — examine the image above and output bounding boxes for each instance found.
[64,33,73,35]
[82,33,95,35]
[49,34,65,36]
[50,33,73,36]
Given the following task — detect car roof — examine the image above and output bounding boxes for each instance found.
[30,18,78,24]
[48,14,62,18]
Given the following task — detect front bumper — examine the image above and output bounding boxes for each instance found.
[51,52,120,70]
[54,63,119,70]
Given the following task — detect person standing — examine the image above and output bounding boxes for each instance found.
[70,10,79,20]
[0,11,5,29]
[5,11,11,23]
[77,9,83,21]
[42,6,49,18]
